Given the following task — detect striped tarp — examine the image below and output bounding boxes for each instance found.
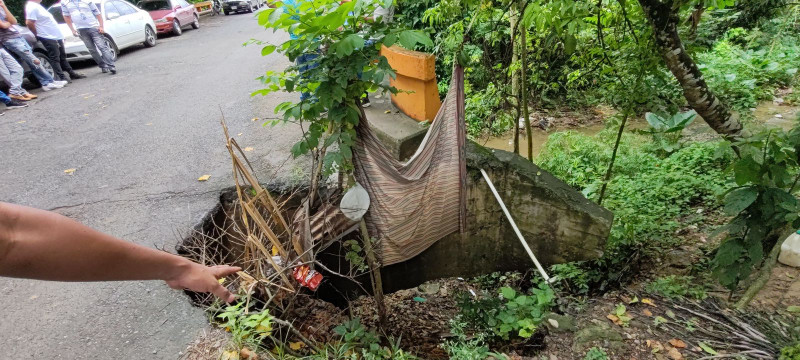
[353,66,467,266]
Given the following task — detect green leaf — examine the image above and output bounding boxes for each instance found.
[563,34,577,54]
[261,45,277,56]
[500,287,516,300]
[715,239,744,267]
[698,342,718,355]
[397,30,432,49]
[733,157,761,185]
[724,187,758,215]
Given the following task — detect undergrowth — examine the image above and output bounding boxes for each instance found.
[538,130,734,292]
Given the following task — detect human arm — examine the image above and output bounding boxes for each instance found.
[25,20,35,35]
[25,5,37,35]
[0,202,240,302]
[62,12,77,36]
[89,2,103,33]
[95,14,104,32]
[0,0,16,25]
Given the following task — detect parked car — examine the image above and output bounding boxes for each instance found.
[138,0,199,36]
[47,0,157,63]
[221,0,259,15]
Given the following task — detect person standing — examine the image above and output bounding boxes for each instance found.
[25,0,86,82]
[0,0,66,91]
[61,0,116,74]
[0,48,37,101]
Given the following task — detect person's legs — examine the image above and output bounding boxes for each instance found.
[38,37,67,81]
[0,89,11,104]
[77,28,107,70]
[2,37,55,86]
[78,28,115,71]
[57,40,82,78]
[0,89,28,108]
[0,49,26,97]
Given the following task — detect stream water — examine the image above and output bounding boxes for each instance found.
[480,102,799,158]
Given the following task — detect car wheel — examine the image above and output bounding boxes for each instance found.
[102,35,119,61]
[143,26,157,47]
[172,19,182,36]
[223,9,228,15]
[191,15,199,29]
[34,52,56,79]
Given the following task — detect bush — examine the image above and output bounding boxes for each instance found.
[538,130,733,291]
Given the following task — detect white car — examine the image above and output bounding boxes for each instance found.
[48,0,157,63]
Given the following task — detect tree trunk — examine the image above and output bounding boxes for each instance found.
[510,1,520,155]
[520,26,533,161]
[637,0,743,141]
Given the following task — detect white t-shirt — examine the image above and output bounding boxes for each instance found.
[26,1,63,40]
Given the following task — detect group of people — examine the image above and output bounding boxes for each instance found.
[0,0,117,112]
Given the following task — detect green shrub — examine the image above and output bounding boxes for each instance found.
[538,130,734,291]
[645,275,708,300]
[698,35,799,111]
[780,343,800,360]
[457,283,555,340]
[583,347,609,360]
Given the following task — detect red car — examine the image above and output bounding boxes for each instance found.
[138,0,199,36]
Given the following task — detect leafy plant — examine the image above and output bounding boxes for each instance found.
[539,131,733,292]
[440,318,493,360]
[645,275,708,300]
[494,284,555,339]
[642,110,697,154]
[583,347,609,360]
[330,318,418,359]
[712,125,800,290]
[550,263,590,295]
[607,303,632,327]
[780,342,800,360]
[343,239,367,273]
[217,302,274,350]
[256,0,432,174]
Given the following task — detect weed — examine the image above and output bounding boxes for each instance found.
[538,130,733,291]
[583,347,609,360]
[440,319,494,360]
[645,275,708,300]
[780,343,800,360]
[216,302,273,351]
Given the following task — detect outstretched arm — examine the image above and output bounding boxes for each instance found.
[0,202,240,302]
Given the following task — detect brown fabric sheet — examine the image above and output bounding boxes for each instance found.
[353,66,467,266]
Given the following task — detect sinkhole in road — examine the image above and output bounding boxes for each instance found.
[177,185,383,309]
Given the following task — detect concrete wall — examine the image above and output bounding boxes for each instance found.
[342,141,613,294]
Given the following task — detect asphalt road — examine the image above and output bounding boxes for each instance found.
[0,12,303,359]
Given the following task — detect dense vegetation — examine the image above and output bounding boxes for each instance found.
[208,0,800,358]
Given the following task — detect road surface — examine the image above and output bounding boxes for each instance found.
[0,11,302,358]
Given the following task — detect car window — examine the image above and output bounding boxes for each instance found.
[139,0,170,10]
[47,6,65,24]
[104,1,122,19]
[113,1,137,15]
[178,0,191,7]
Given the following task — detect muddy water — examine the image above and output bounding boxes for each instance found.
[481,102,799,157]
[478,124,607,158]
[754,102,799,130]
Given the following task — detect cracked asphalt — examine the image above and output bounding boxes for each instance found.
[0,12,302,359]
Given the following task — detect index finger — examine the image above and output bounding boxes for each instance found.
[211,282,236,303]
[210,265,241,279]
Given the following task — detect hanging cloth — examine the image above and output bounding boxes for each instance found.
[353,65,467,266]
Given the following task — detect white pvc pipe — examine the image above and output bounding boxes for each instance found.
[480,168,554,283]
